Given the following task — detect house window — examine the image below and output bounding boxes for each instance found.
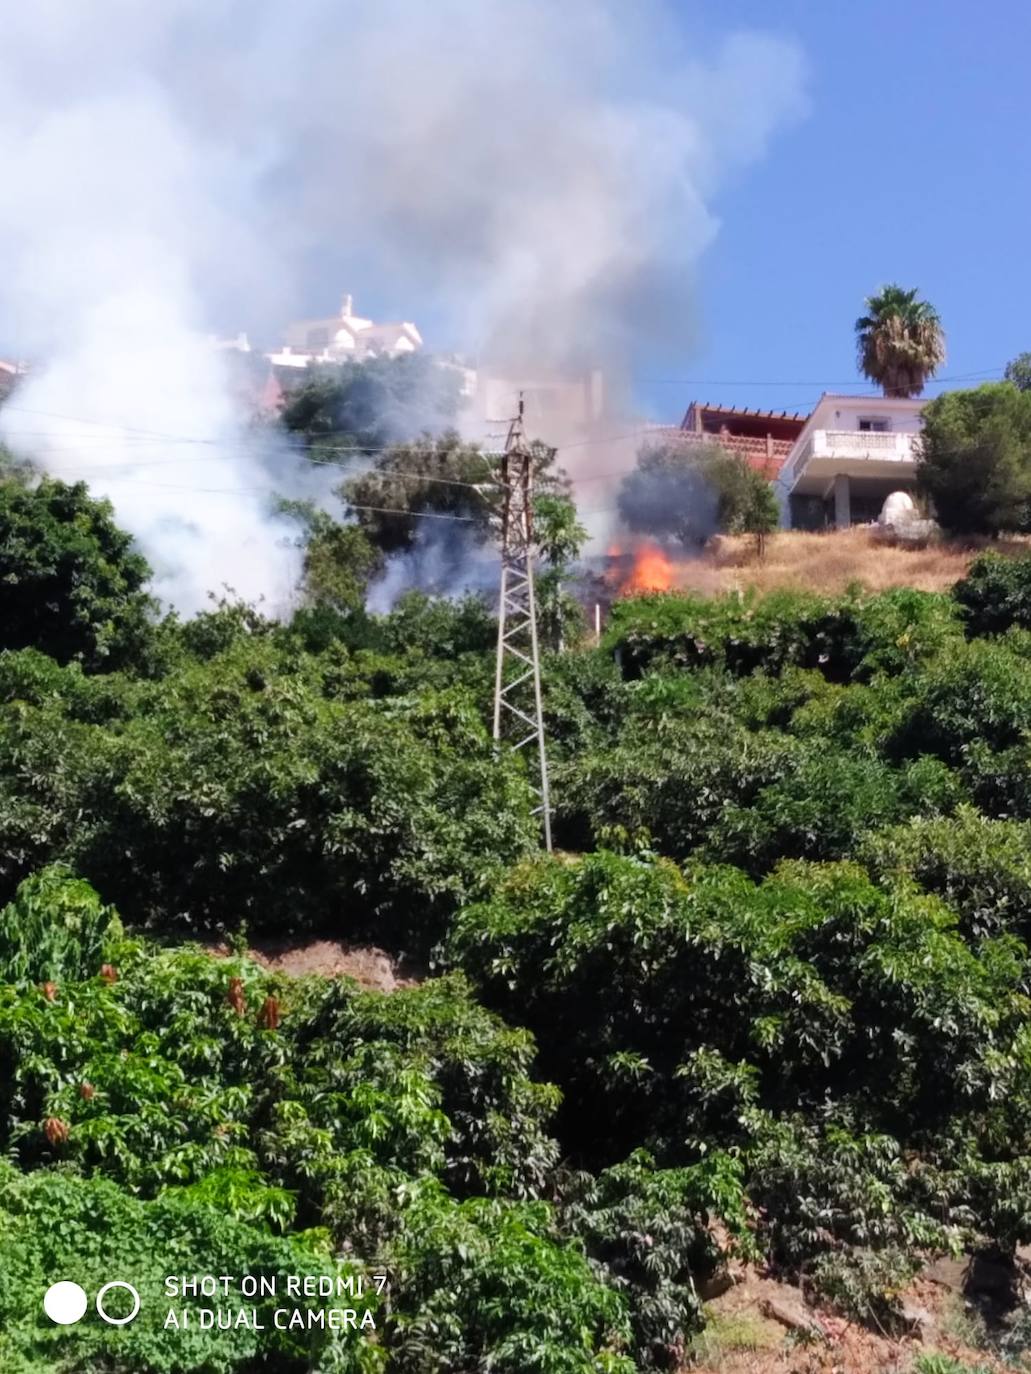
[858,416,890,432]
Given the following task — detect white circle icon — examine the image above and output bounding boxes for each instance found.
[95,1281,141,1325]
[44,1281,89,1325]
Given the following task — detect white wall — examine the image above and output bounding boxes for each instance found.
[810,395,925,434]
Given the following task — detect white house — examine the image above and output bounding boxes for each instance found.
[775,393,926,529]
[273,293,423,367]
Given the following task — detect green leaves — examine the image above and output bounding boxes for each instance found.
[0,865,122,984]
[918,382,1031,534]
[0,478,154,671]
[449,849,1031,1259]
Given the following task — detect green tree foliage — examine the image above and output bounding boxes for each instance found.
[1004,351,1031,392]
[0,1165,381,1374]
[280,500,384,613]
[861,807,1031,941]
[953,550,1031,635]
[386,1196,634,1373]
[0,478,154,670]
[855,284,946,397]
[0,864,122,984]
[918,382,1031,534]
[342,431,496,553]
[0,640,536,954]
[603,585,962,682]
[617,443,778,550]
[449,850,1031,1257]
[534,492,588,650]
[10,485,1031,1369]
[340,431,569,562]
[280,353,464,451]
[559,1150,756,1369]
[0,877,645,1373]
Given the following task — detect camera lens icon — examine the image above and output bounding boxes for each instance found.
[96,1281,141,1325]
[44,1280,141,1326]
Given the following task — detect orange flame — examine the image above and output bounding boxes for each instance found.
[604,539,680,597]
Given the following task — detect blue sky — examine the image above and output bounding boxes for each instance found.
[639,1,1031,422]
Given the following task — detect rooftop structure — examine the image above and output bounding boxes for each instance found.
[680,401,807,477]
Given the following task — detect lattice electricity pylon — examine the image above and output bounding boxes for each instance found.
[491,395,552,850]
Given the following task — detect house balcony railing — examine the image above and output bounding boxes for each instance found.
[782,430,920,488]
[674,429,795,474]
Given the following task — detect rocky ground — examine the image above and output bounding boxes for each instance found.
[690,1251,1030,1374]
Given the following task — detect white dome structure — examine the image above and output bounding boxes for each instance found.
[878,490,916,526]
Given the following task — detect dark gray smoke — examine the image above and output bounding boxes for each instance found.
[617,443,724,548]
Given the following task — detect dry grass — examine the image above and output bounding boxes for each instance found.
[678,527,1031,598]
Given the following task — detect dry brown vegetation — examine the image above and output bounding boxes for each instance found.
[685,527,1031,597]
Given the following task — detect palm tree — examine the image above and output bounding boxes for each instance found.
[855,285,946,398]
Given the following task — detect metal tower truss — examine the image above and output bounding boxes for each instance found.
[491,397,552,850]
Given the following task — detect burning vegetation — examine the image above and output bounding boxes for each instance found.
[605,540,677,596]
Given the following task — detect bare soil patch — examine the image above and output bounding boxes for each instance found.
[208,939,421,991]
[688,1267,1014,1374]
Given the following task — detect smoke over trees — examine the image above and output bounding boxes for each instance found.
[0,1,805,615]
[617,442,779,550]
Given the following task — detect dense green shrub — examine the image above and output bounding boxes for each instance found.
[555,716,799,859]
[604,586,961,684]
[386,1193,635,1373]
[918,382,1031,535]
[0,1164,381,1374]
[888,637,1031,763]
[0,865,122,984]
[0,645,535,951]
[0,479,155,672]
[604,588,841,679]
[0,910,557,1211]
[807,1246,917,1331]
[0,877,653,1372]
[954,552,1031,636]
[862,807,1031,940]
[449,852,1031,1238]
[703,749,909,873]
[558,1150,756,1369]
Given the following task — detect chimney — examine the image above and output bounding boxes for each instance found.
[341,293,354,319]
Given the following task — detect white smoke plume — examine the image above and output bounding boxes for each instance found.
[0,1,806,614]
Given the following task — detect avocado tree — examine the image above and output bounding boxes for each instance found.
[0,478,154,670]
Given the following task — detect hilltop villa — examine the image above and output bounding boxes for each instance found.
[774,393,925,529]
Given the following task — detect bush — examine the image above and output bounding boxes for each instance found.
[954,551,1031,636]
[0,647,536,952]
[0,913,559,1211]
[555,716,800,860]
[808,1246,917,1332]
[0,478,155,671]
[0,1163,380,1374]
[703,749,908,873]
[604,586,960,684]
[861,807,1031,940]
[889,638,1031,763]
[0,865,122,984]
[604,587,841,680]
[559,1149,756,1369]
[386,1193,635,1373]
[448,853,1031,1182]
